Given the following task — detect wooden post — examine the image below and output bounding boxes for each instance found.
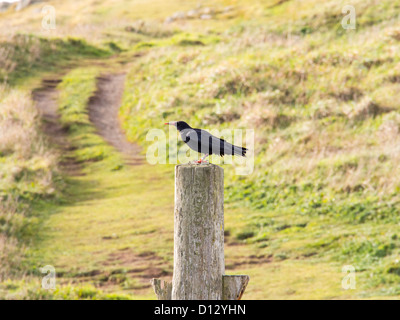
[222,275,250,300]
[150,279,172,300]
[173,164,224,300]
[151,163,249,300]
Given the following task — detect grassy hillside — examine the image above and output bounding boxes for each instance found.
[1,0,400,299]
[119,0,400,297]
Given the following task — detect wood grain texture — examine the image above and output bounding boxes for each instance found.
[172,164,225,300]
[150,279,172,300]
[222,275,250,300]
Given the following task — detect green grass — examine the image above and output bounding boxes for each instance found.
[0,35,113,85]
[2,0,400,299]
[12,64,399,299]
[0,85,60,281]
[117,0,400,298]
[4,67,176,299]
[0,34,116,284]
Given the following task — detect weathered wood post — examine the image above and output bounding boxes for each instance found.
[173,164,224,300]
[151,163,249,300]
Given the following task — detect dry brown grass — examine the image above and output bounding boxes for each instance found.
[349,96,393,121]
[0,85,57,281]
[261,112,400,195]
[0,197,26,282]
[0,42,17,83]
[0,86,47,159]
[0,34,42,82]
[241,100,293,129]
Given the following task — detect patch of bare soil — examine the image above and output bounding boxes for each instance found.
[32,79,81,175]
[88,74,144,165]
[225,254,273,270]
[106,249,171,287]
[61,249,172,294]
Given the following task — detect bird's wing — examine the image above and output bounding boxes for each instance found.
[180,128,212,153]
[180,128,247,156]
[193,129,246,156]
[183,129,203,152]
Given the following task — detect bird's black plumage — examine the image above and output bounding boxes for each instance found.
[175,121,192,131]
[166,121,247,157]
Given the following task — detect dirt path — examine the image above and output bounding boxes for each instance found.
[33,73,144,170]
[31,73,168,297]
[30,72,280,299]
[88,74,144,166]
[32,79,63,141]
[32,79,81,175]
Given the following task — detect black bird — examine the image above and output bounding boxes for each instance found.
[165,121,247,163]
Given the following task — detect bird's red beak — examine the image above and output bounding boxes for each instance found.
[165,122,169,125]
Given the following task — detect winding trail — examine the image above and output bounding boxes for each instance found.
[32,78,81,175]
[88,74,144,166]
[30,71,304,300]
[31,71,172,297]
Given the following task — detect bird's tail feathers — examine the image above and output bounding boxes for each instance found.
[232,145,247,157]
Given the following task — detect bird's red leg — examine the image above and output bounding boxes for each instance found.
[197,154,209,164]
